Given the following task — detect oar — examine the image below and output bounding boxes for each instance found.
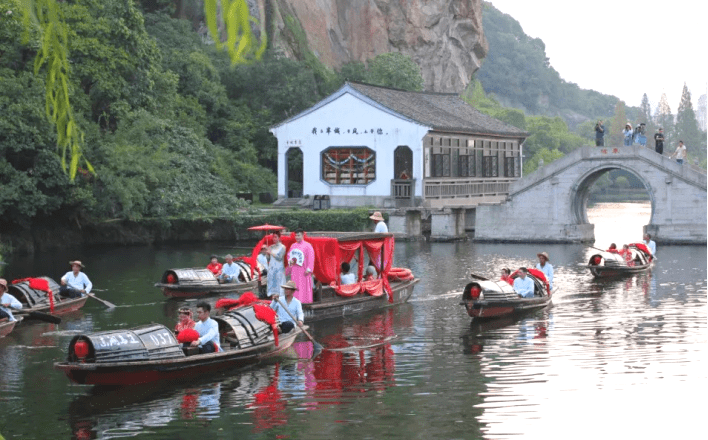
[274,297,323,351]
[86,292,116,309]
[469,272,490,281]
[15,311,62,324]
[588,245,606,253]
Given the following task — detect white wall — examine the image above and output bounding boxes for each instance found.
[271,92,430,200]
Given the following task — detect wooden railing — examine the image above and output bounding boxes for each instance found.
[391,179,414,200]
[423,177,515,200]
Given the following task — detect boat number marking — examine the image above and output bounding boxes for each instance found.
[148,332,174,346]
[96,332,140,348]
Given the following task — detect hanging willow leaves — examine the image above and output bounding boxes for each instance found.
[204,0,267,65]
[20,0,92,180]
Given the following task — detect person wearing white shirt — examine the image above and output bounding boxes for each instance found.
[535,252,554,290]
[370,211,388,233]
[60,260,92,298]
[190,302,222,353]
[669,140,687,164]
[0,279,23,322]
[270,280,304,334]
[513,268,535,298]
[643,233,656,256]
[218,254,240,284]
[340,262,357,285]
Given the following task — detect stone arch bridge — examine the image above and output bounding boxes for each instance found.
[475,145,707,244]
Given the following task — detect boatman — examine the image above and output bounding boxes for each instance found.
[513,268,535,298]
[643,233,656,256]
[535,252,554,290]
[218,254,240,284]
[370,211,388,233]
[191,301,223,353]
[270,280,304,334]
[60,261,92,298]
[0,278,23,321]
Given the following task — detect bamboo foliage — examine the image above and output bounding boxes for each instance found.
[20,0,92,180]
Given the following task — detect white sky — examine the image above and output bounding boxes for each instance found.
[488,0,707,112]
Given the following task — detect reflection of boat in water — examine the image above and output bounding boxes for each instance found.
[54,305,301,386]
[155,264,259,298]
[461,270,552,320]
[587,243,653,278]
[250,232,419,321]
[7,277,88,317]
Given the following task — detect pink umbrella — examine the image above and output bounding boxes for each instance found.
[248,224,286,245]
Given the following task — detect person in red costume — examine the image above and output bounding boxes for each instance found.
[207,255,222,276]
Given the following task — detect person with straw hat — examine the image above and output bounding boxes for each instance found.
[535,252,554,290]
[270,280,304,334]
[370,211,388,233]
[59,260,92,298]
[1,278,24,321]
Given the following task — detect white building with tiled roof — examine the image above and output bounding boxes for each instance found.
[270,82,528,208]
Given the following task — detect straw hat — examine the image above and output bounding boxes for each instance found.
[537,252,550,261]
[0,278,7,291]
[369,211,384,222]
[281,280,297,290]
[69,260,84,268]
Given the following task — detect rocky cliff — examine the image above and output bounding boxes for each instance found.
[257,0,487,93]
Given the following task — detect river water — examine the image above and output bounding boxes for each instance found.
[0,203,705,439]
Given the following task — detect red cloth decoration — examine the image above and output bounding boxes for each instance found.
[362,279,384,297]
[253,303,279,346]
[527,268,550,293]
[177,328,200,343]
[330,282,361,297]
[12,277,54,312]
[215,292,260,311]
[215,298,241,310]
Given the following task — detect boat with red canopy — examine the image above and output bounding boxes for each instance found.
[460,269,552,319]
[250,232,419,321]
[586,243,653,278]
[7,276,88,316]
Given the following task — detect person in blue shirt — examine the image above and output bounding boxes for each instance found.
[60,261,92,298]
[270,280,304,334]
[218,254,240,284]
[535,252,554,290]
[190,301,222,353]
[513,268,535,298]
[340,262,357,285]
[1,279,23,321]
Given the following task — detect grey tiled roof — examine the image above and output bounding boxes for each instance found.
[348,82,528,138]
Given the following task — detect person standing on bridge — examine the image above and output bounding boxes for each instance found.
[622,123,634,146]
[670,141,687,165]
[654,128,665,155]
[595,120,605,146]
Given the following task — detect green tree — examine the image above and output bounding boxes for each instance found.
[655,92,674,147]
[674,83,701,152]
[366,52,424,91]
[609,100,628,147]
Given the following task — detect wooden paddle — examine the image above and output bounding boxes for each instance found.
[86,292,116,309]
[469,272,490,281]
[274,297,323,351]
[15,310,62,324]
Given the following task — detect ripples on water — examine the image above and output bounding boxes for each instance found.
[0,203,705,439]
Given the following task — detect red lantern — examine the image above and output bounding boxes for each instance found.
[166,274,177,284]
[470,287,481,300]
[593,256,602,265]
[74,340,89,360]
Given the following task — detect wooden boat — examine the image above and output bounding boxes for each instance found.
[155,262,259,298]
[249,232,419,322]
[7,277,88,316]
[0,316,22,338]
[587,243,653,278]
[460,269,552,319]
[54,305,301,386]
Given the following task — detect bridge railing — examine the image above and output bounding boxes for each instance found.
[424,177,515,201]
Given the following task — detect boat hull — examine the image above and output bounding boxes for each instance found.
[28,296,88,315]
[54,328,300,386]
[156,279,259,298]
[464,295,552,319]
[0,318,20,338]
[304,278,419,321]
[589,263,652,278]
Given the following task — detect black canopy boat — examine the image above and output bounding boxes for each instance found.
[460,269,553,319]
[247,232,419,321]
[54,305,301,386]
[155,259,260,298]
[7,276,88,316]
[586,243,654,278]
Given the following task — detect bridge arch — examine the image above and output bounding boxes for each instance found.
[475,146,706,244]
[570,164,655,225]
